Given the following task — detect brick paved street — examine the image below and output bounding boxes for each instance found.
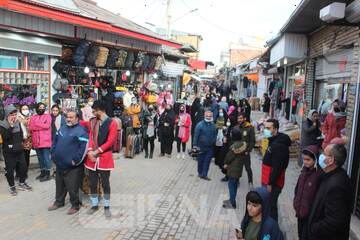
[0,113,300,240]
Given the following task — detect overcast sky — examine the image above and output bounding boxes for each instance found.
[97,0,301,64]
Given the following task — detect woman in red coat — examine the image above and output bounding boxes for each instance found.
[175,104,191,159]
[321,100,346,150]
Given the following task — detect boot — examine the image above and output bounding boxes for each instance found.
[149,151,153,159]
[36,170,44,180]
[144,151,149,159]
[40,170,51,182]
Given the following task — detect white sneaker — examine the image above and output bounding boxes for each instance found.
[176,154,180,159]
[182,153,186,159]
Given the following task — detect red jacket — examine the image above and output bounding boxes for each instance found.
[29,114,52,149]
[84,118,118,171]
[175,113,191,143]
[321,113,346,149]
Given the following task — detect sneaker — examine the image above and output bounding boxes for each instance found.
[18,182,33,191]
[149,153,153,159]
[145,153,149,159]
[221,176,229,182]
[48,204,64,211]
[67,208,79,215]
[166,154,172,158]
[200,176,211,181]
[104,207,112,219]
[87,206,99,215]
[40,171,51,182]
[9,186,17,196]
[36,171,44,180]
[176,154,180,159]
[182,153,186,159]
[222,201,236,209]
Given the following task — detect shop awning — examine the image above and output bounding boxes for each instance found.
[244,73,259,82]
[0,31,62,56]
[0,0,182,49]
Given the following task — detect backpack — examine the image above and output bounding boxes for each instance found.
[86,45,100,66]
[134,52,145,70]
[106,48,119,68]
[125,51,135,69]
[142,55,151,71]
[73,41,91,66]
[61,47,73,62]
[116,50,128,68]
[148,56,157,71]
[95,47,109,67]
[52,62,69,78]
[52,76,69,92]
[154,56,163,70]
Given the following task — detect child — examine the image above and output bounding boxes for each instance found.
[236,187,284,240]
[293,145,321,240]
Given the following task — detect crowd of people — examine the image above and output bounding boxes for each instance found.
[0,85,354,240]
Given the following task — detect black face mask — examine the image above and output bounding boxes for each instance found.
[37,109,45,115]
[334,108,340,113]
[180,109,185,113]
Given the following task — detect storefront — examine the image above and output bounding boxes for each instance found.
[0,31,62,109]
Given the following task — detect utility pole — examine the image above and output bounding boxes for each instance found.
[166,0,172,39]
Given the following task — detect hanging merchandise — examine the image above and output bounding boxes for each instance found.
[86,45,100,66]
[53,62,69,78]
[61,47,74,63]
[134,51,145,70]
[116,50,128,68]
[73,40,91,66]
[106,48,120,68]
[125,51,136,69]
[154,56,163,70]
[95,47,109,67]
[141,54,151,71]
[147,56,157,71]
[52,75,69,92]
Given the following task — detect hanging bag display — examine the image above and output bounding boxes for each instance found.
[116,50,128,68]
[86,45,100,66]
[134,52,145,70]
[95,47,109,67]
[125,51,135,69]
[73,41,91,66]
[106,48,119,68]
[154,56,163,70]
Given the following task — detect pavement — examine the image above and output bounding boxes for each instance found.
[0,112,303,240]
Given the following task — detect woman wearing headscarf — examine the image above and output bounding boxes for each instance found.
[175,104,191,159]
[191,98,204,147]
[214,108,229,181]
[158,104,175,157]
[142,104,158,159]
[301,109,321,148]
[17,104,32,175]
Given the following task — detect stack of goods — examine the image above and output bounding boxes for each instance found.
[95,47,109,67]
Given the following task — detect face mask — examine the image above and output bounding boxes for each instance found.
[37,109,45,115]
[264,129,273,138]
[205,118,213,123]
[334,107,340,113]
[219,113,224,117]
[180,108,185,113]
[88,102,94,107]
[226,121,231,127]
[318,154,328,169]
[22,110,30,116]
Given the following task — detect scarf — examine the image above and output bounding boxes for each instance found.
[55,115,62,131]
[178,113,187,139]
[216,117,225,129]
[0,120,21,133]
[18,114,30,139]
[146,113,156,138]
[227,106,235,116]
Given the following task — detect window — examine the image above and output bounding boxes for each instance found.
[28,53,49,71]
[0,49,24,69]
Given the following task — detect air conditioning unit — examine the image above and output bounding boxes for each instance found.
[346,0,360,23]
[320,2,346,22]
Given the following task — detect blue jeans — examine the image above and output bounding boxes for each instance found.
[197,148,213,177]
[36,148,51,171]
[228,177,239,207]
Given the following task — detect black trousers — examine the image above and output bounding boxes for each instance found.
[242,156,253,183]
[144,137,155,155]
[55,167,81,209]
[269,185,282,222]
[89,170,111,200]
[161,139,173,155]
[214,146,226,175]
[298,217,309,240]
[4,151,27,187]
[176,137,186,153]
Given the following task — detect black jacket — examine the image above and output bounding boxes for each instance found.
[158,109,175,141]
[308,168,353,240]
[0,124,24,154]
[262,133,291,188]
[263,97,270,113]
[301,119,321,147]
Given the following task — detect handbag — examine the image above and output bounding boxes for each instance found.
[216,130,224,147]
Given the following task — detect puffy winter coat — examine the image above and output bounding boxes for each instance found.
[321,112,346,149]
[29,113,52,149]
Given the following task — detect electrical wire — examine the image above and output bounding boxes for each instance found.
[180,0,266,41]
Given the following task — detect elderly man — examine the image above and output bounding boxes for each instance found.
[48,110,89,215]
[193,109,217,181]
[308,144,352,240]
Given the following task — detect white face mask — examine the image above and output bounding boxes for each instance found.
[88,101,94,107]
[22,110,30,116]
[226,121,231,127]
